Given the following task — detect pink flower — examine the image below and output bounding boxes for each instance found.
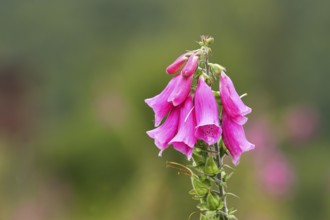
[194,77,222,145]
[222,111,255,165]
[166,52,189,74]
[181,53,199,77]
[258,152,295,197]
[220,72,251,125]
[147,107,180,156]
[283,105,319,144]
[168,74,193,106]
[169,95,196,159]
[145,75,179,126]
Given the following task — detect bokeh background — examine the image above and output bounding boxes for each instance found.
[0,0,329,219]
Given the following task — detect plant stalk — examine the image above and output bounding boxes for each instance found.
[217,142,229,220]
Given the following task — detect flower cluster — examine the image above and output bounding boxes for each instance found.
[220,73,255,165]
[146,42,254,165]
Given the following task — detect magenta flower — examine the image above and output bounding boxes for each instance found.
[181,53,199,77]
[147,107,180,156]
[168,74,193,106]
[220,72,251,125]
[169,95,196,159]
[194,77,222,145]
[145,75,179,127]
[166,52,189,74]
[258,152,295,197]
[222,111,255,165]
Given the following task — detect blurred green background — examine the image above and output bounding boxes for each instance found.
[0,0,329,219]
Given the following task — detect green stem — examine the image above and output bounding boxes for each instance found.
[216,143,229,220]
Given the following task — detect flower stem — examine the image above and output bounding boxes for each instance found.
[216,142,229,220]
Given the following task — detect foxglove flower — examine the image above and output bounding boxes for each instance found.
[147,107,180,156]
[169,95,196,159]
[194,77,222,145]
[181,53,199,77]
[222,111,255,165]
[145,75,179,126]
[166,52,190,74]
[168,74,193,106]
[220,72,251,125]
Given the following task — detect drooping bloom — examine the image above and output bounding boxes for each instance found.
[169,95,196,159]
[194,77,222,145]
[181,53,199,77]
[220,72,251,125]
[168,74,193,106]
[222,111,255,165]
[166,52,190,74]
[147,107,180,156]
[145,75,179,126]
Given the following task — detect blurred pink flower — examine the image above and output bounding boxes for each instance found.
[258,152,295,197]
[166,52,189,74]
[181,53,199,77]
[246,117,277,158]
[222,111,255,165]
[169,95,196,159]
[147,107,180,156]
[194,77,222,145]
[283,105,319,144]
[220,72,251,125]
[168,74,193,106]
[145,75,179,126]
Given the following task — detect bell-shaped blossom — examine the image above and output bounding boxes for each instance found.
[145,75,179,126]
[181,53,199,77]
[194,77,222,145]
[169,95,196,159]
[168,74,193,106]
[147,107,180,156]
[220,72,251,125]
[222,111,255,165]
[166,52,189,74]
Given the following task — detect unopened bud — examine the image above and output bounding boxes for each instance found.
[205,37,214,45]
[181,53,199,77]
[207,192,222,210]
[191,177,209,196]
[204,156,219,176]
[200,214,207,220]
[166,52,190,74]
[209,63,225,77]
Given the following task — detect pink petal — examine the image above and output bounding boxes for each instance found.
[147,107,180,156]
[166,52,189,74]
[145,75,179,126]
[220,72,251,125]
[167,74,193,106]
[169,95,196,159]
[194,77,222,145]
[181,53,198,77]
[222,111,255,165]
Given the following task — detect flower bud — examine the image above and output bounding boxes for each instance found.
[200,214,207,220]
[205,37,214,45]
[209,63,225,77]
[204,156,219,176]
[191,176,209,196]
[166,52,189,74]
[207,192,221,210]
[181,53,199,77]
[192,151,206,166]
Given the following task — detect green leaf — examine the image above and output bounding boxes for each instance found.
[224,172,234,182]
[226,192,240,199]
